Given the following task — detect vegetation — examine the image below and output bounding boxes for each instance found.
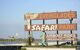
[0,38,27,42]
[0,38,77,48]
[77,41,80,45]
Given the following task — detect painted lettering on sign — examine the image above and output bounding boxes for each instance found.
[24,11,77,20]
[24,24,77,31]
[46,34,77,40]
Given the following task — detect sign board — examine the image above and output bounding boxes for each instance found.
[24,24,77,31]
[46,34,77,40]
[24,11,77,20]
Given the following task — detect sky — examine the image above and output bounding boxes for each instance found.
[0,0,80,39]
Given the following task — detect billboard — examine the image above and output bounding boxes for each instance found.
[24,24,77,31]
[46,34,77,40]
[24,11,77,20]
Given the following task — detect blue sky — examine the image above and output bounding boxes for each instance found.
[0,0,80,39]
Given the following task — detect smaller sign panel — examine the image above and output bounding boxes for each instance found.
[24,11,77,20]
[46,34,77,40]
[24,24,77,31]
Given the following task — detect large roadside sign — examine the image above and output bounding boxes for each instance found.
[24,11,77,45]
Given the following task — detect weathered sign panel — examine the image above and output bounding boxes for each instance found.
[46,34,77,40]
[24,24,77,31]
[24,11,77,20]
